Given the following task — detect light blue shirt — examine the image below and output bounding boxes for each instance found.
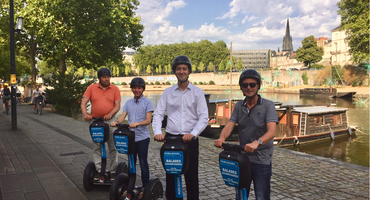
[153,83,209,138]
[123,95,154,142]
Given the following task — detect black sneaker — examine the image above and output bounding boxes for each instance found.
[94,171,100,181]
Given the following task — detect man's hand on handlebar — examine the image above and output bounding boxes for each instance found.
[129,122,139,128]
[83,114,92,121]
[214,138,225,148]
[110,121,118,127]
[154,134,164,141]
[182,134,194,142]
[103,113,113,121]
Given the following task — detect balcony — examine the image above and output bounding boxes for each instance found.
[330,50,341,55]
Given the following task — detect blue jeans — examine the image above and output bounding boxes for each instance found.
[133,138,150,187]
[236,162,272,200]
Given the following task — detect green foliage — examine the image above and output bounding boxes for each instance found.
[332,65,344,85]
[146,65,152,75]
[150,82,154,85]
[158,65,162,75]
[155,81,160,85]
[301,72,309,85]
[122,82,127,85]
[198,61,205,73]
[44,73,94,118]
[166,81,171,85]
[219,60,225,71]
[208,62,214,72]
[311,64,325,70]
[209,80,215,85]
[295,35,324,68]
[337,0,369,63]
[133,40,229,74]
[199,81,204,85]
[237,57,243,70]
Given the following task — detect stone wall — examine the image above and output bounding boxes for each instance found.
[111,70,319,86]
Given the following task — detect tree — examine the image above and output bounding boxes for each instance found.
[219,60,225,72]
[208,62,214,73]
[237,57,243,70]
[165,63,171,75]
[295,35,324,68]
[198,61,205,73]
[337,0,369,63]
[146,65,152,75]
[158,65,162,75]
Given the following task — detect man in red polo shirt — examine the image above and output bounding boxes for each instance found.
[81,68,121,180]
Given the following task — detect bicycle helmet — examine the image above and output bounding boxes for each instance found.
[172,55,192,73]
[97,68,112,78]
[239,69,261,90]
[130,77,146,90]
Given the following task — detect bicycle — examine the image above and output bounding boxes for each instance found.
[16,93,22,106]
[34,96,44,115]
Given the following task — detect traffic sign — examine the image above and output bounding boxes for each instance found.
[10,74,16,84]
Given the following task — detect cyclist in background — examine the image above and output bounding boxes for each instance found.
[1,84,11,113]
[32,85,44,107]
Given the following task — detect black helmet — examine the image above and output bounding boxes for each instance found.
[172,55,192,73]
[239,69,261,90]
[130,77,145,90]
[97,68,112,78]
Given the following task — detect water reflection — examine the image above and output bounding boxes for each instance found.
[120,91,369,167]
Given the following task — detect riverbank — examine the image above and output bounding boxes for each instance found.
[118,84,370,98]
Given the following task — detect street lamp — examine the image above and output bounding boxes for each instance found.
[10,0,24,130]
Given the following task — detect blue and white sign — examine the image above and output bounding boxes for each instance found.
[220,159,240,187]
[163,151,183,174]
[114,135,129,154]
[90,127,105,143]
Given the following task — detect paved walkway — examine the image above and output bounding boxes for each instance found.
[0,105,369,200]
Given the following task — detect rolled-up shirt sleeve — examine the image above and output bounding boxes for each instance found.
[190,92,209,137]
[152,90,167,136]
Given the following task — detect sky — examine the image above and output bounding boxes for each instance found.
[130,0,341,51]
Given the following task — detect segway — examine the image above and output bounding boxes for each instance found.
[83,118,128,191]
[158,135,194,200]
[109,123,163,200]
[218,143,251,200]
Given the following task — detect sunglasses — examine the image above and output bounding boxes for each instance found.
[241,82,257,88]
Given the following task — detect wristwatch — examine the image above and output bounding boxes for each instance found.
[257,139,262,146]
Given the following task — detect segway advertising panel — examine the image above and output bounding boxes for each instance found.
[219,143,251,200]
[160,135,190,199]
[89,119,109,143]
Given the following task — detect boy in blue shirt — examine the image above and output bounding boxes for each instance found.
[110,77,153,196]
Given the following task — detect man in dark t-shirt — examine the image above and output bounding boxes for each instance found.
[1,85,10,113]
[215,69,278,200]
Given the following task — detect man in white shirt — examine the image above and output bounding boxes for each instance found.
[153,55,208,200]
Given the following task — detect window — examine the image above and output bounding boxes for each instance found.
[314,116,323,126]
[292,114,299,126]
[278,112,286,124]
[333,114,341,125]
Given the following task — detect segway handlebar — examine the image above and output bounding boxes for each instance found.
[115,123,130,129]
[221,143,245,152]
[154,135,196,143]
[92,117,104,121]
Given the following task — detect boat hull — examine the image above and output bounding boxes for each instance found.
[273,127,355,147]
[200,124,239,141]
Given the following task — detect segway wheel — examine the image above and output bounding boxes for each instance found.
[116,162,128,175]
[83,161,96,191]
[142,178,163,200]
[109,173,129,200]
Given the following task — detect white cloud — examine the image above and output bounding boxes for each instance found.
[136,0,341,51]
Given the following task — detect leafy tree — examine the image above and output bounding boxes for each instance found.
[124,65,132,76]
[146,65,152,75]
[0,39,30,81]
[166,63,171,75]
[295,35,324,68]
[158,65,162,75]
[208,61,214,72]
[337,0,369,63]
[237,57,243,70]
[192,63,197,73]
[198,61,205,73]
[301,72,309,85]
[219,60,225,71]
[44,73,94,118]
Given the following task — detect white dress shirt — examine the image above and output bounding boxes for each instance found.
[152,83,208,138]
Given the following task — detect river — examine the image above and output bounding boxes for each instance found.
[119,90,369,167]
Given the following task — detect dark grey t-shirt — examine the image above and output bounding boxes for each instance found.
[229,95,278,165]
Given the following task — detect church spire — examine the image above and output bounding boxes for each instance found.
[282,17,293,53]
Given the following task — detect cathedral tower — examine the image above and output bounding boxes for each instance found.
[282,17,293,53]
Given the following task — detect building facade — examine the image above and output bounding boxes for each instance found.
[233,49,270,70]
[330,26,352,66]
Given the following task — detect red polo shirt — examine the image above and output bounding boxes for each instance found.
[83,83,121,117]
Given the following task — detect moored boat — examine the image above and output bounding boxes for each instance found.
[299,88,356,98]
